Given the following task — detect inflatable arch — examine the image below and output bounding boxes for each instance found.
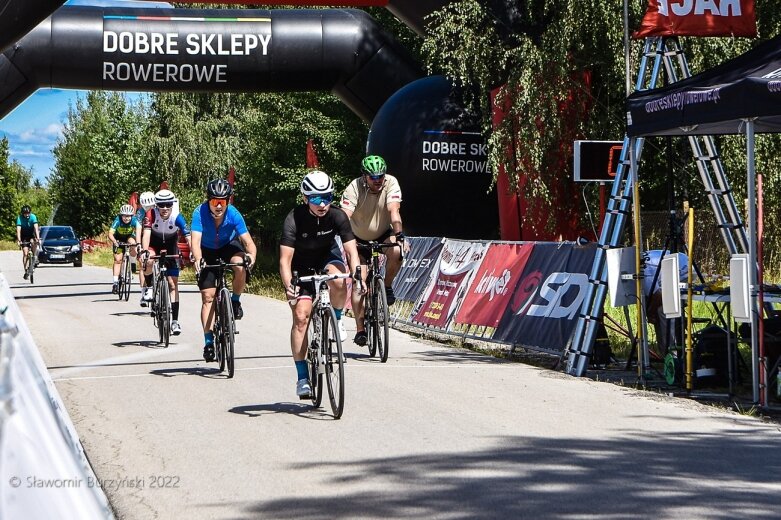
[0,5,423,121]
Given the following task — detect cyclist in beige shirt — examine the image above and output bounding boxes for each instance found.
[340,155,408,346]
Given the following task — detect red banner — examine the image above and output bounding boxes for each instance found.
[454,243,533,327]
[413,240,487,328]
[633,0,756,38]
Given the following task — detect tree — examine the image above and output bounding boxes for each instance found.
[50,91,147,237]
[0,137,21,239]
[422,0,781,232]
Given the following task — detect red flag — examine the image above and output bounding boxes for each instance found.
[306,139,320,169]
[633,0,756,38]
[227,166,236,205]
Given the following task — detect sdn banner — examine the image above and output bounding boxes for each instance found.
[412,240,488,329]
[493,242,597,354]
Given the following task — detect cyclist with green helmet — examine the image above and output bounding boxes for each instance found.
[340,154,408,347]
[108,204,142,294]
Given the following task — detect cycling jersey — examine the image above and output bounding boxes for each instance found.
[280,205,354,271]
[16,213,39,240]
[143,208,189,252]
[110,216,140,239]
[134,207,146,222]
[191,204,248,249]
[340,174,402,240]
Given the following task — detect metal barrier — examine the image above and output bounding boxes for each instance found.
[0,273,113,519]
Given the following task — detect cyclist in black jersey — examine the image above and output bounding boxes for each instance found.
[279,170,362,399]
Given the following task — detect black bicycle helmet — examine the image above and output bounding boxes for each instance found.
[21,205,31,214]
[206,178,233,199]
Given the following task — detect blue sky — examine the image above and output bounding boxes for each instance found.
[0,0,170,183]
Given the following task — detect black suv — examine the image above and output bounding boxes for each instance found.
[38,226,83,267]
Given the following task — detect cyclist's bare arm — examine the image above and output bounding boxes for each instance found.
[34,222,41,242]
[238,231,257,265]
[279,245,296,299]
[191,231,203,270]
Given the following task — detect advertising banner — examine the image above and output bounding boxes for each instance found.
[634,0,756,38]
[493,242,597,353]
[412,240,487,328]
[454,243,533,328]
[392,237,445,302]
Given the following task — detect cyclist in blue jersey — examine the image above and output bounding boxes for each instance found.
[140,189,191,335]
[16,205,41,279]
[191,179,257,362]
[108,204,142,294]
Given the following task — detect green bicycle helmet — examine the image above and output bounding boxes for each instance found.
[360,155,387,176]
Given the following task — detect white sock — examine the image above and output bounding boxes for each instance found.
[113,276,118,282]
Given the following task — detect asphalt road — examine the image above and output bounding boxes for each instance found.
[3,250,781,519]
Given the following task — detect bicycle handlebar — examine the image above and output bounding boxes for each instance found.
[292,271,351,285]
[363,238,405,261]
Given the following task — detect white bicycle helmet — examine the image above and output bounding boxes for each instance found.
[139,191,156,211]
[119,204,135,216]
[300,170,334,196]
[155,189,176,205]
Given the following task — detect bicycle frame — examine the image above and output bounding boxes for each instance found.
[145,251,180,347]
[20,240,38,283]
[294,270,350,418]
[201,258,247,378]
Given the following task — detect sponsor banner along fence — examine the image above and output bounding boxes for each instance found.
[412,240,488,328]
[392,238,597,356]
[391,236,444,303]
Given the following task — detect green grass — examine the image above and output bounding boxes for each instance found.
[82,246,286,301]
[0,240,19,251]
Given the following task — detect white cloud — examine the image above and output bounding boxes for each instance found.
[11,147,51,158]
[14,124,63,144]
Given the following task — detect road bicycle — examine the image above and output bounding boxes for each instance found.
[144,250,180,348]
[359,240,403,363]
[20,240,37,284]
[199,257,249,378]
[292,270,352,419]
[114,241,135,301]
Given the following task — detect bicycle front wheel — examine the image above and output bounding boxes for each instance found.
[123,255,132,301]
[373,276,390,363]
[366,286,377,358]
[323,307,345,419]
[27,253,35,284]
[306,313,323,407]
[119,255,129,300]
[218,287,235,378]
[158,277,171,347]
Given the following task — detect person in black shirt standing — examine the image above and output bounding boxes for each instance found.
[279,170,362,399]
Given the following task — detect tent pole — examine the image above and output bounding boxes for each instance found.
[745,119,759,404]
[630,137,648,381]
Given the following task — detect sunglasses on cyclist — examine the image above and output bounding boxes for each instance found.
[156,202,174,209]
[308,194,333,206]
[366,173,385,181]
[208,198,228,208]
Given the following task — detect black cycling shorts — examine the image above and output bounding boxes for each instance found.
[292,242,345,299]
[198,240,247,290]
[356,229,393,264]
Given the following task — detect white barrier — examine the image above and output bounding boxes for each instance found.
[0,273,113,519]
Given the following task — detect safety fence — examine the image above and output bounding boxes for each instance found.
[0,273,113,519]
[389,237,597,358]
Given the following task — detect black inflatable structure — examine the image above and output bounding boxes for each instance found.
[368,76,497,239]
[0,5,422,121]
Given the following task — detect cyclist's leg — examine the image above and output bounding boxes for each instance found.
[21,244,30,271]
[351,259,370,332]
[383,234,402,288]
[290,286,314,393]
[168,275,180,323]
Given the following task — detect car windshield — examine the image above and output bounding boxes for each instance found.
[42,227,76,240]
